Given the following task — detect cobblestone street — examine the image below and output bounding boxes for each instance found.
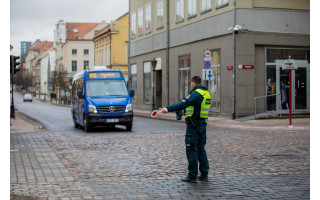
[11,127,310,199]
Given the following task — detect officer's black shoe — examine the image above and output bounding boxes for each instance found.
[197,174,209,182]
[181,176,197,183]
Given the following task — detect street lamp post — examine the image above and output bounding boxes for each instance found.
[44,82,46,101]
[151,58,157,111]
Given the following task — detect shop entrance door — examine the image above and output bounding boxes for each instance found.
[275,61,310,114]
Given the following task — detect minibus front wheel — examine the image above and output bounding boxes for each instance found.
[84,114,92,132]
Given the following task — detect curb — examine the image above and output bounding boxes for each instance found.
[14,110,47,132]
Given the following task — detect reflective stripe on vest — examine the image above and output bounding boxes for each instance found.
[185,89,211,119]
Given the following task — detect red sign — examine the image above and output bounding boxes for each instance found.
[227,66,233,70]
[239,65,254,69]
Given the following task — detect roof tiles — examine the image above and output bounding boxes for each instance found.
[66,23,99,40]
[29,41,53,51]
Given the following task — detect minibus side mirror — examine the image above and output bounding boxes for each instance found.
[130,90,135,98]
[77,91,84,99]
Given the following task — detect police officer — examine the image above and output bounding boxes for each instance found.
[160,76,211,183]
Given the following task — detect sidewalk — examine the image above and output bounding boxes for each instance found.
[10,111,44,134]
[13,91,310,133]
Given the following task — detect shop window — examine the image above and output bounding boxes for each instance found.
[266,49,310,63]
[265,47,310,112]
[207,50,221,112]
[143,62,152,103]
[266,65,276,111]
[178,55,191,100]
[131,64,137,102]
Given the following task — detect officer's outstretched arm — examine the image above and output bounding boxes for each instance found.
[166,93,200,112]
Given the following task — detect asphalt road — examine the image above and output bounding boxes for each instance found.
[13,91,189,133]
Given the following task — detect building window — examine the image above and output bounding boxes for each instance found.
[84,49,89,55]
[131,64,137,102]
[138,8,144,35]
[208,50,221,112]
[201,0,211,13]
[105,47,108,66]
[188,0,197,18]
[178,55,191,101]
[100,49,104,65]
[143,62,151,103]
[176,0,184,22]
[216,0,229,8]
[72,49,77,55]
[131,12,136,38]
[145,4,151,33]
[83,60,89,70]
[157,0,164,28]
[72,61,77,72]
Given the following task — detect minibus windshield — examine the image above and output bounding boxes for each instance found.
[86,80,129,97]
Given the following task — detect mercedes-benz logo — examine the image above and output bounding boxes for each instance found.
[109,106,115,112]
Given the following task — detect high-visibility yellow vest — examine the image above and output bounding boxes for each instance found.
[185,89,211,119]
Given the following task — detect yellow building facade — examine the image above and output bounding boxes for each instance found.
[94,13,129,80]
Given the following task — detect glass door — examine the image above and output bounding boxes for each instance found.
[276,62,310,114]
[279,68,290,111]
[293,66,310,112]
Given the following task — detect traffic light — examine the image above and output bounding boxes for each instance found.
[10,55,20,74]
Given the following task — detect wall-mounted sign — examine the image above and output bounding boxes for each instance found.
[155,57,162,70]
[204,49,211,57]
[283,59,297,70]
[202,69,213,80]
[204,61,211,69]
[131,64,137,74]
[227,66,233,70]
[239,65,254,69]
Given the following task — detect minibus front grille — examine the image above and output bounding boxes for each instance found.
[97,105,125,113]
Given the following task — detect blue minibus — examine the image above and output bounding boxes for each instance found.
[71,69,134,132]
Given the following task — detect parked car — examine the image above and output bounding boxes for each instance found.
[23,94,33,102]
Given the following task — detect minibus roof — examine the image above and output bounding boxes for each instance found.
[73,69,123,80]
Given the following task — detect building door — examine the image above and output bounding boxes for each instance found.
[275,61,310,114]
[155,70,162,109]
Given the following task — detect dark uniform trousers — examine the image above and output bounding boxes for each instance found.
[185,119,209,179]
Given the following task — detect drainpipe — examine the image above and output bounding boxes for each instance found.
[128,7,131,87]
[232,0,236,119]
[166,0,169,106]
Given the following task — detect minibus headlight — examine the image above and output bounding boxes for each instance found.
[125,104,133,112]
[88,105,97,113]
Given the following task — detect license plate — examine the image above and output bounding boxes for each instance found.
[105,118,119,123]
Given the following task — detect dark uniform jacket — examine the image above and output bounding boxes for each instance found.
[167,85,206,119]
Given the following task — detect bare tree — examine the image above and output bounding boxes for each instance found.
[52,64,68,103]
[13,70,34,93]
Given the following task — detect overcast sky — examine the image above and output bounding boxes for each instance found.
[10,0,129,56]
